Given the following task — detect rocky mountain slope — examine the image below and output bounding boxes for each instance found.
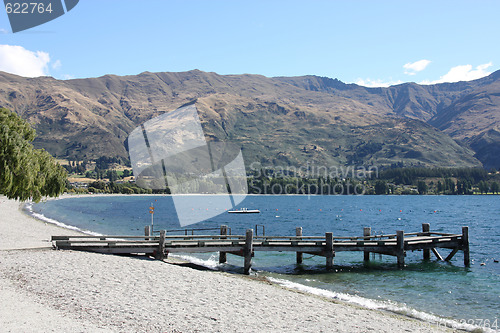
[0,69,498,170]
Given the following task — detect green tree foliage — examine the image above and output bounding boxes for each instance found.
[478,181,489,194]
[106,170,119,182]
[87,181,152,194]
[0,108,67,202]
[456,179,473,195]
[437,180,443,193]
[62,160,86,174]
[417,180,428,194]
[491,181,500,194]
[374,180,388,195]
[444,178,455,194]
[379,167,488,185]
[95,156,122,169]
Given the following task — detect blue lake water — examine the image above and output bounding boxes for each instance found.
[30,195,500,331]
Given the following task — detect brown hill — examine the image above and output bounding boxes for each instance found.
[277,71,500,169]
[428,71,500,169]
[0,69,496,170]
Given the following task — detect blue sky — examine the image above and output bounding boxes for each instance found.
[0,0,499,86]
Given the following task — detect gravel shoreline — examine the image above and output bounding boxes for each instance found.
[0,196,453,332]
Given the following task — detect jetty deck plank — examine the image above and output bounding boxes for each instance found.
[51,223,470,275]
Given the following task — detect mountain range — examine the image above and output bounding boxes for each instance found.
[0,69,499,171]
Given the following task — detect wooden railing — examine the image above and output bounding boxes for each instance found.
[52,223,470,274]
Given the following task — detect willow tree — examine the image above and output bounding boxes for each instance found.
[0,108,67,202]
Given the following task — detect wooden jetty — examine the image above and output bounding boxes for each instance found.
[51,223,470,275]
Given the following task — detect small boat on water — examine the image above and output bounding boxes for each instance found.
[227,208,260,214]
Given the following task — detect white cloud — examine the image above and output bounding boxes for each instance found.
[420,62,493,84]
[52,59,62,70]
[0,44,51,77]
[355,78,403,88]
[404,59,431,75]
[0,29,8,34]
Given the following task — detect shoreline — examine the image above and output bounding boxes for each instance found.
[63,190,500,196]
[1,195,472,332]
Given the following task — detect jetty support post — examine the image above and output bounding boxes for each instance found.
[462,226,470,267]
[155,230,166,260]
[244,229,254,275]
[396,230,405,268]
[144,225,151,240]
[444,248,459,262]
[296,227,303,264]
[219,225,228,264]
[325,232,334,269]
[431,248,443,261]
[363,227,371,261]
[422,223,430,261]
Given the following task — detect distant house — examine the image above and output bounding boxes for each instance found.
[70,182,89,189]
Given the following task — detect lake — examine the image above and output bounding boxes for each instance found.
[30,195,500,331]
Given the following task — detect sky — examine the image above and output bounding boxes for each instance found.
[0,0,499,87]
